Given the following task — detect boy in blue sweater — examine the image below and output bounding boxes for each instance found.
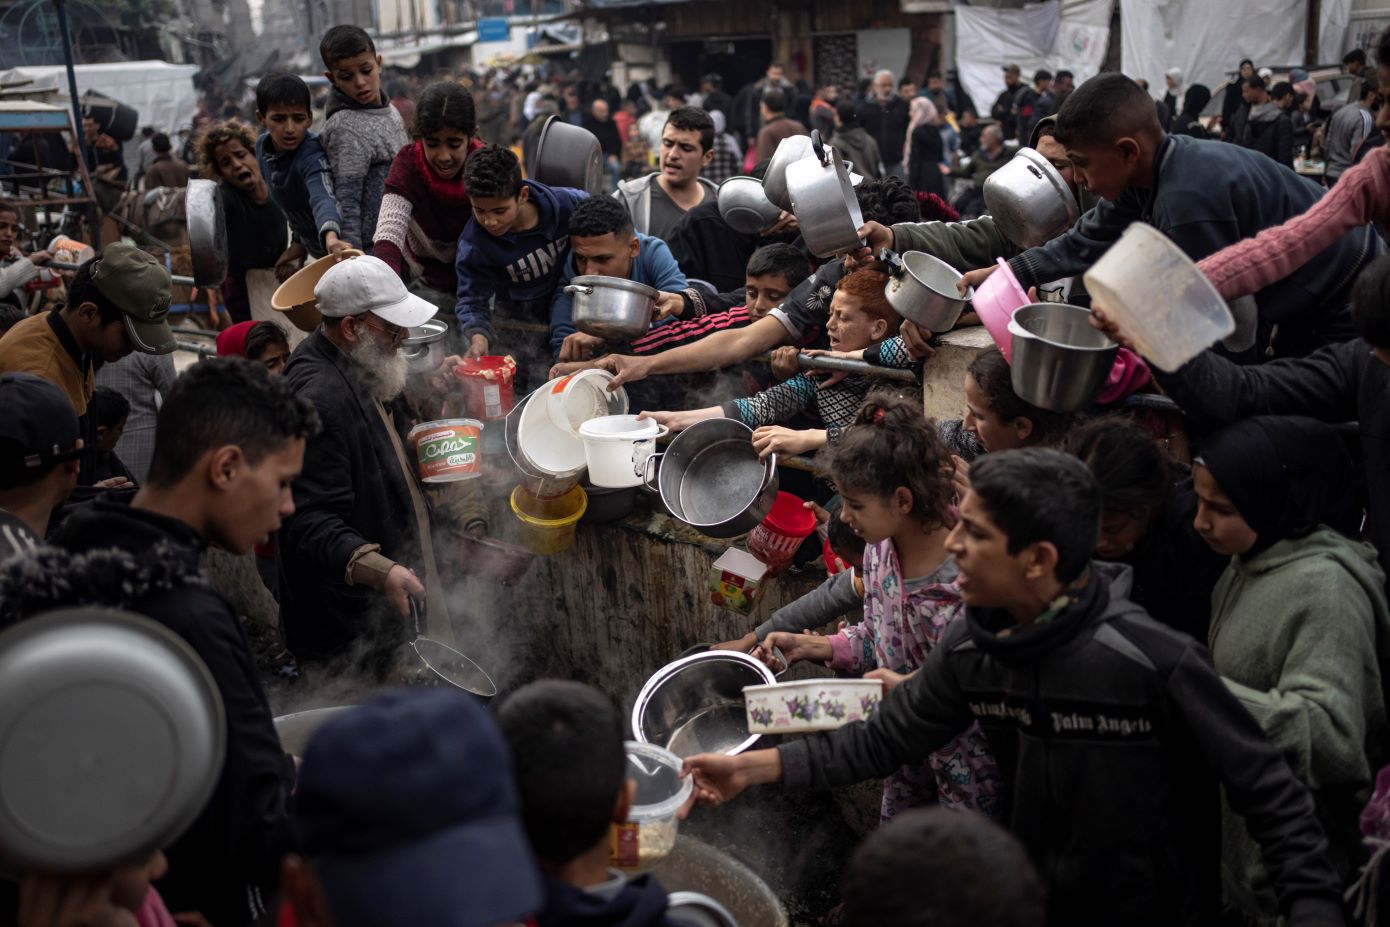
[551,196,687,360]
[254,72,349,260]
[456,145,587,361]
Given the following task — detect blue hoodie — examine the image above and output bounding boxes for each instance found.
[454,180,589,343]
[256,132,342,258]
[548,233,687,356]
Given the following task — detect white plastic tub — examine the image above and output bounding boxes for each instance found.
[578,415,668,488]
[612,741,693,869]
[1083,222,1234,372]
[743,678,884,734]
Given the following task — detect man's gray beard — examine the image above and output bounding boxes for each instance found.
[348,333,409,402]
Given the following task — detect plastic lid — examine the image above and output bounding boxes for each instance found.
[763,492,816,536]
[623,741,692,821]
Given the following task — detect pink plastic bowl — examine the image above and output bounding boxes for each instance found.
[973,258,1030,360]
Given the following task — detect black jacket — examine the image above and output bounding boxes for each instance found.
[991,84,1022,138]
[858,96,910,167]
[278,330,423,664]
[1156,340,1390,600]
[1241,102,1295,167]
[5,501,296,927]
[907,123,945,198]
[666,198,761,294]
[778,564,1342,926]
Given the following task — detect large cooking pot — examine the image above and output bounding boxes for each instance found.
[274,706,353,754]
[644,837,788,927]
[646,418,777,538]
[631,650,777,758]
[984,148,1080,250]
[761,134,815,212]
[530,116,606,195]
[185,179,228,287]
[717,176,782,235]
[401,318,449,373]
[1009,303,1118,412]
[566,275,657,341]
[786,132,864,258]
[880,249,971,332]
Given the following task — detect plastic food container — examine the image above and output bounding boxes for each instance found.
[547,369,629,436]
[509,484,587,555]
[611,742,693,870]
[407,419,482,482]
[578,415,668,488]
[270,249,364,333]
[454,356,516,421]
[1083,222,1235,372]
[709,548,769,616]
[973,258,1030,361]
[743,678,883,734]
[746,492,817,574]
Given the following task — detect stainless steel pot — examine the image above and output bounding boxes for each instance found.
[185,179,229,287]
[644,837,788,927]
[401,318,449,373]
[880,249,971,331]
[1009,303,1118,412]
[717,176,782,235]
[566,275,657,340]
[645,418,777,538]
[274,706,353,754]
[761,134,815,212]
[631,650,777,757]
[531,116,606,195]
[786,132,864,258]
[984,148,1080,250]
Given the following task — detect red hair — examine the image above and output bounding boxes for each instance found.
[835,268,898,326]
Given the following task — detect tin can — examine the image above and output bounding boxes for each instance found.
[407,419,483,482]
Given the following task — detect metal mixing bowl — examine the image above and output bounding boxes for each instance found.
[631,650,776,758]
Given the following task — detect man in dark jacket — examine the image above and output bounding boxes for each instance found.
[278,255,441,669]
[1013,69,1053,149]
[991,64,1024,139]
[858,70,910,177]
[1239,75,1294,166]
[683,449,1344,927]
[0,358,317,927]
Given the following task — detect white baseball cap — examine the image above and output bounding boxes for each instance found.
[314,255,437,329]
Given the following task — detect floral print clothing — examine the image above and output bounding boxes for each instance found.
[826,539,1002,820]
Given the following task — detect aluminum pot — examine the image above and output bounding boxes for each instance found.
[786,132,864,258]
[531,116,606,195]
[717,176,782,235]
[1009,303,1118,412]
[644,837,788,927]
[185,178,229,287]
[880,249,971,331]
[274,706,353,754]
[566,275,657,340]
[401,318,449,373]
[984,148,1080,250]
[761,134,815,212]
[645,418,778,538]
[631,650,777,757]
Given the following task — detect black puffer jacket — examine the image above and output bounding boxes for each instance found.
[278,330,423,664]
[778,563,1342,927]
[1,502,295,927]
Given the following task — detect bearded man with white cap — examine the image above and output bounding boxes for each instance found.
[278,255,448,673]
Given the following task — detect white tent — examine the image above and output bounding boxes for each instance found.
[0,61,200,137]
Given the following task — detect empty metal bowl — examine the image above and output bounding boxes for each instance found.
[631,650,776,758]
[717,176,782,235]
[1009,303,1118,412]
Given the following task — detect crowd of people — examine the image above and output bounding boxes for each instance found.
[1,17,1390,927]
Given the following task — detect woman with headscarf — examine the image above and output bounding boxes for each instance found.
[1162,67,1184,129]
[1193,415,1388,924]
[905,96,945,199]
[1172,83,1212,139]
[1222,58,1256,138]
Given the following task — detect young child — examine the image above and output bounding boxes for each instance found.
[198,120,289,323]
[0,200,52,310]
[759,395,1001,820]
[374,81,485,302]
[455,144,587,360]
[254,72,349,260]
[639,269,901,461]
[1192,415,1387,923]
[317,26,409,256]
[89,386,134,486]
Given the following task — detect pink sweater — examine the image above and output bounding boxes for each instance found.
[1198,145,1390,300]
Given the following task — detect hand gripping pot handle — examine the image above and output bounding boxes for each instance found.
[564,284,595,297]
[878,247,906,278]
[760,454,778,492]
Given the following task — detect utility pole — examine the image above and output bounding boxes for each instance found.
[1305,0,1321,67]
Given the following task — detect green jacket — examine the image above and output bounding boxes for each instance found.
[1209,528,1390,922]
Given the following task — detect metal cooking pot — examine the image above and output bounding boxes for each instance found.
[531,116,606,195]
[631,650,777,757]
[185,179,229,287]
[645,418,777,538]
[1009,303,1118,412]
[880,249,971,332]
[761,134,814,212]
[274,706,353,754]
[786,132,864,258]
[717,176,782,235]
[984,148,1080,250]
[644,837,788,927]
[402,318,449,373]
[566,275,657,341]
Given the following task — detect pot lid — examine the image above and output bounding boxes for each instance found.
[570,275,660,299]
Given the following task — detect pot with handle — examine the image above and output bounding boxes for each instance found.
[879,249,971,332]
[786,131,864,258]
[762,134,815,212]
[531,116,606,195]
[983,148,1080,250]
[566,275,658,341]
[645,418,778,538]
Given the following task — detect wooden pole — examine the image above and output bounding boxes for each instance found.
[1305,0,1321,67]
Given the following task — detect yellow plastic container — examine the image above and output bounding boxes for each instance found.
[510,484,588,555]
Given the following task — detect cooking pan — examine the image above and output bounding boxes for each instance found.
[185,179,229,287]
[644,418,777,538]
[408,600,497,698]
[531,116,606,195]
[786,132,864,258]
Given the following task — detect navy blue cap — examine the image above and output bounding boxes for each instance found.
[294,689,543,927]
[0,373,81,479]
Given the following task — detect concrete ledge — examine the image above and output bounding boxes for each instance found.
[923,324,996,422]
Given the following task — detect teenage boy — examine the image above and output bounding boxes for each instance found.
[0,244,174,487]
[255,72,350,259]
[318,26,408,257]
[682,448,1344,927]
[497,681,691,927]
[615,106,718,244]
[455,144,587,359]
[0,373,82,555]
[550,196,687,360]
[0,359,318,927]
[966,73,1380,360]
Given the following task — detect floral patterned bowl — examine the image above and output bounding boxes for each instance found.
[742,679,884,734]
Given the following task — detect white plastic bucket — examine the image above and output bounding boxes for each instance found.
[547,369,628,436]
[578,415,668,488]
